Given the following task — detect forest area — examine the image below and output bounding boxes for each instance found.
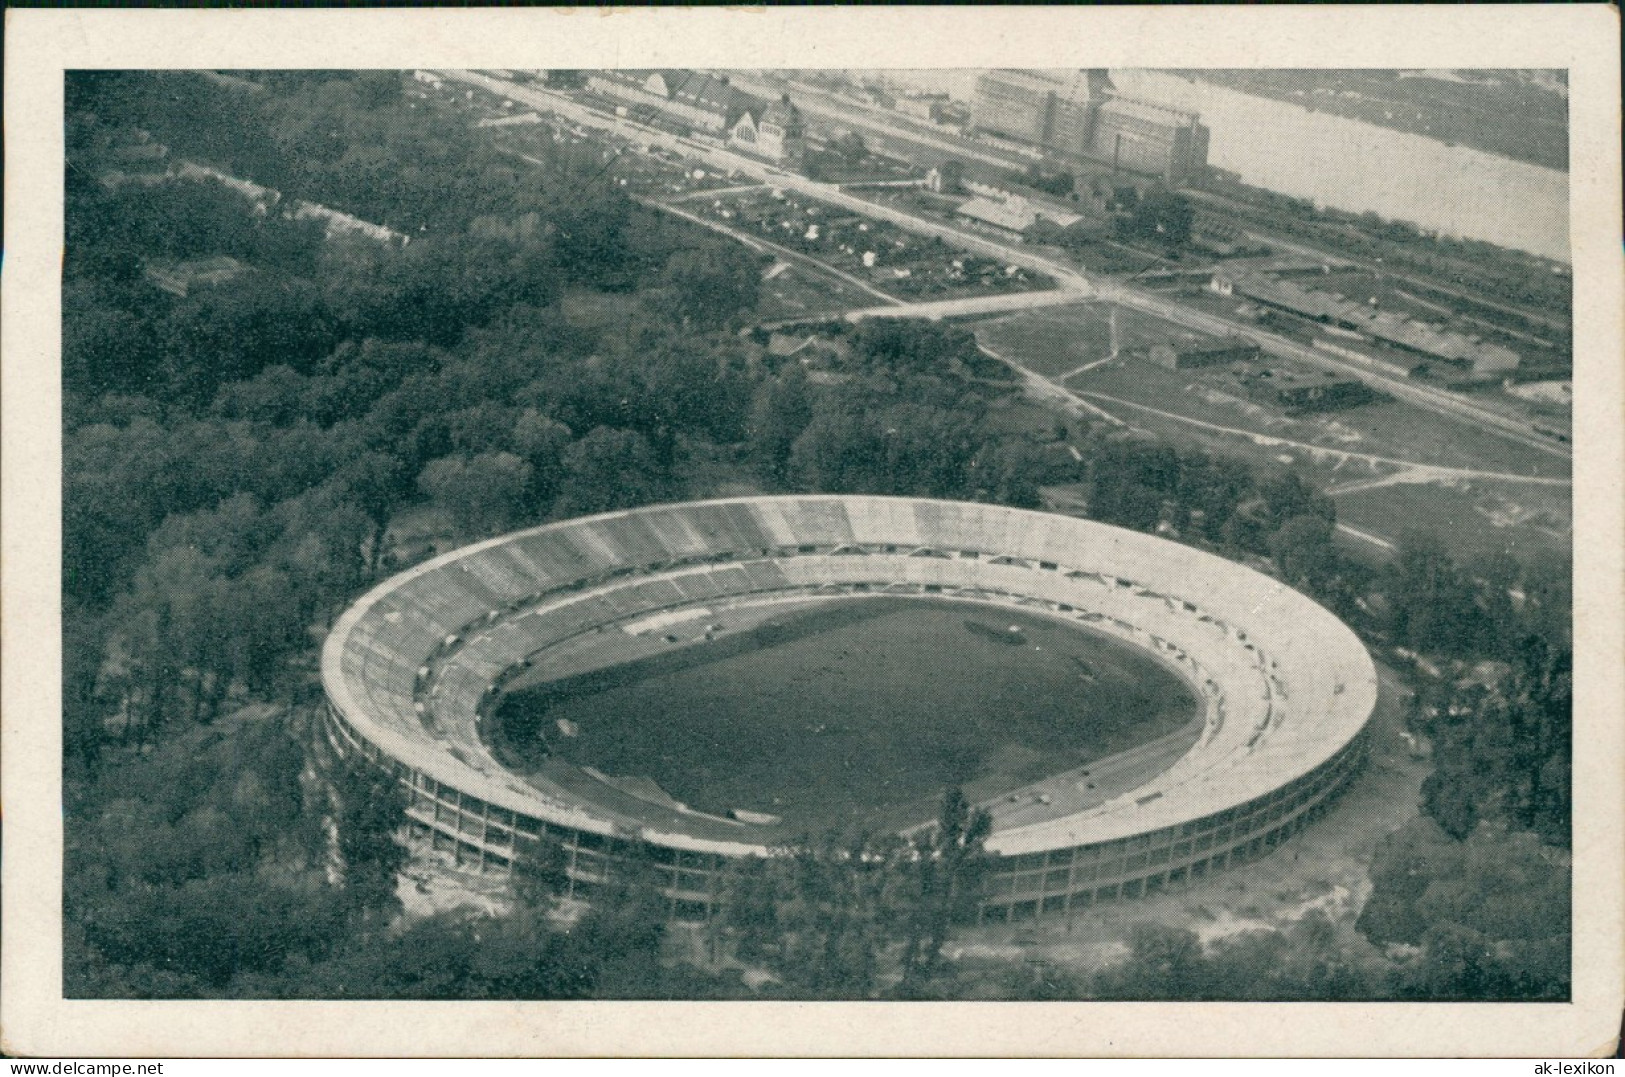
[62,70,1571,1000]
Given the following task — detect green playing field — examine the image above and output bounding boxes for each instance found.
[494,597,1199,838]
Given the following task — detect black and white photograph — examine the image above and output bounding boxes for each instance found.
[3,5,1621,1060]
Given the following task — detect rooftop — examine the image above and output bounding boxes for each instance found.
[1223,272,1519,369]
[143,256,248,298]
[761,94,803,128]
[955,194,1082,235]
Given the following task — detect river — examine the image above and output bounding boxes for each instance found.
[874,69,1571,262]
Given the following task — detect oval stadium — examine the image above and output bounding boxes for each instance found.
[320,496,1379,923]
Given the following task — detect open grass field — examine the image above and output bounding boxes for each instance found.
[974,303,1570,568]
[495,597,1199,838]
[1327,399,1570,479]
[978,307,1115,379]
[1330,479,1572,564]
[987,305,1570,480]
[754,260,878,323]
[1065,352,1568,479]
[977,304,1217,380]
[1063,372,1573,564]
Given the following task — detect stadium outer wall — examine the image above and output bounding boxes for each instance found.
[320,496,1379,923]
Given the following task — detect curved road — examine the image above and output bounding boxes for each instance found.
[442,69,1094,295]
[980,341,1570,489]
[1093,281,1571,462]
[1073,389,1571,486]
[445,70,1569,464]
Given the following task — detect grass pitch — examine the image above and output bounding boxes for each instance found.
[495,597,1199,837]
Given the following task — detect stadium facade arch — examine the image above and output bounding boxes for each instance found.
[321,496,1378,923]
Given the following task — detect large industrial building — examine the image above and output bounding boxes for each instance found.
[322,497,1377,925]
[970,70,1211,188]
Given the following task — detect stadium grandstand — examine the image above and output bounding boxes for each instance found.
[321,496,1378,924]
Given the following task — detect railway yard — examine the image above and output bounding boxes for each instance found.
[419,68,1570,568]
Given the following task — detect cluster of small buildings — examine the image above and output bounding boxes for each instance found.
[1141,337,1260,371]
[706,189,1032,298]
[1233,365,1381,413]
[1125,327,1376,412]
[893,91,948,123]
[584,70,806,164]
[924,173,1103,245]
[1211,271,1520,377]
[970,70,1210,188]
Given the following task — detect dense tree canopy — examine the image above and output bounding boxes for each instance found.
[1115,187,1196,248]
[1357,819,1569,999]
[60,69,1569,1003]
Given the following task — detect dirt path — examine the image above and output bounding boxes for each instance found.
[1073,389,1570,487]
[980,337,1569,490]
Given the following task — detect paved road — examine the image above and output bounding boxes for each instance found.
[1333,524,1398,551]
[441,70,1095,295]
[842,288,1097,323]
[1072,388,1572,486]
[446,70,1568,463]
[665,183,770,204]
[1094,280,1571,461]
[975,341,1129,429]
[718,74,1574,459]
[727,72,1029,172]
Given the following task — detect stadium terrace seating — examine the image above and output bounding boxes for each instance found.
[481,617,542,666]
[777,558,847,588]
[759,499,855,548]
[705,564,757,596]
[556,530,622,576]
[497,540,555,587]
[323,497,1379,910]
[740,560,791,591]
[458,554,530,601]
[633,579,686,609]
[640,509,713,558]
[447,642,509,684]
[595,514,683,566]
[703,502,777,553]
[511,533,592,585]
[845,498,926,550]
[668,570,725,602]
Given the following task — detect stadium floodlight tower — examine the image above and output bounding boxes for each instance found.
[321,495,1379,923]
